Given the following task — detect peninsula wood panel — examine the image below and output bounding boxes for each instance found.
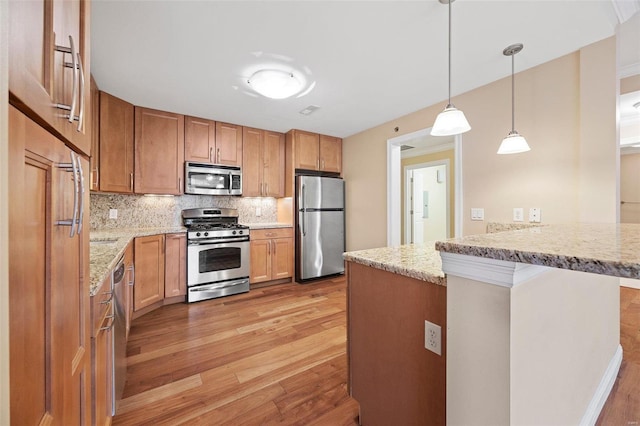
[134,107,184,195]
[99,91,134,193]
[347,261,447,426]
[184,116,215,163]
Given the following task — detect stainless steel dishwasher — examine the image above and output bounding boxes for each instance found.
[112,256,127,414]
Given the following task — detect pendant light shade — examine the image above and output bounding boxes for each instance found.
[497,43,530,155]
[431,0,471,137]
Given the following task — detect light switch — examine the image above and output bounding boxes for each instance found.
[109,209,118,219]
[471,208,484,221]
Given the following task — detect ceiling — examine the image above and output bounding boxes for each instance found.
[91,1,635,139]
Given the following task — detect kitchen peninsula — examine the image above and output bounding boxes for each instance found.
[344,223,640,426]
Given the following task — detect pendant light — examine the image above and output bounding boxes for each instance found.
[431,0,471,137]
[497,43,531,154]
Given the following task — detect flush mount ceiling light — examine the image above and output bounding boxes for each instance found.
[497,43,531,155]
[431,0,471,137]
[247,69,303,99]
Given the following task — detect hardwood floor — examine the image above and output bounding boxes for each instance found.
[597,285,640,425]
[113,276,359,425]
[115,277,640,425]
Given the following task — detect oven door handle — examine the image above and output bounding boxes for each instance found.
[190,279,249,292]
[188,237,249,245]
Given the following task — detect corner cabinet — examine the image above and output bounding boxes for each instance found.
[250,228,294,285]
[99,91,134,193]
[8,0,91,156]
[134,107,185,195]
[134,234,165,311]
[9,106,91,425]
[243,127,285,197]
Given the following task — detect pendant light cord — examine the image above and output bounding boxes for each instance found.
[511,54,515,132]
[448,0,452,106]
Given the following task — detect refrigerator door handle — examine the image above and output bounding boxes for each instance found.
[301,184,306,236]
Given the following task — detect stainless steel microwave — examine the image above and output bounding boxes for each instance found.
[184,162,242,195]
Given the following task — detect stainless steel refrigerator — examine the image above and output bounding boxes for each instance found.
[296,175,345,282]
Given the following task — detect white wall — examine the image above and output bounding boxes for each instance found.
[412,165,447,243]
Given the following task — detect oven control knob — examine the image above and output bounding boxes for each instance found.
[239,230,243,235]
[232,230,237,235]
[204,232,209,237]
[196,232,201,237]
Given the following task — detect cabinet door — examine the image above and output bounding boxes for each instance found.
[134,235,165,311]
[135,107,185,195]
[9,106,90,425]
[271,238,293,280]
[93,304,113,426]
[100,91,134,193]
[242,127,263,197]
[294,130,320,171]
[124,242,134,340]
[185,116,215,163]
[90,76,100,191]
[165,233,187,298]
[215,122,243,166]
[264,131,285,197]
[319,135,342,174]
[250,239,271,284]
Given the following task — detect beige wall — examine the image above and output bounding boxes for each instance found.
[621,153,640,223]
[401,150,455,242]
[343,37,617,251]
[0,0,10,422]
[621,74,640,94]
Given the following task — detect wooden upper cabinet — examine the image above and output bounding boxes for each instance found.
[215,122,243,166]
[134,107,185,195]
[242,127,263,197]
[319,135,342,174]
[9,0,91,156]
[294,130,320,171]
[134,235,165,311]
[242,128,285,198]
[99,91,134,193]
[184,116,216,163]
[164,233,186,298]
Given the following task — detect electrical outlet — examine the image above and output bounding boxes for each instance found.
[513,207,524,222]
[471,208,484,221]
[424,320,442,356]
[109,209,118,220]
[256,207,262,217]
[529,207,541,223]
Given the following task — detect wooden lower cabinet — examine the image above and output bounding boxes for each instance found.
[91,276,113,426]
[250,228,293,285]
[8,106,91,425]
[347,262,447,426]
[134,234,165,311]
[165,233,187,298]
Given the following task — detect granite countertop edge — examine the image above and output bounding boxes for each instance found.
[89,227,187,296]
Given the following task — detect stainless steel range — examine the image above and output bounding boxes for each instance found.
[182,208,250,303]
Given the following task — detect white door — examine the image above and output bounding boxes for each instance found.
[407,163,449,244]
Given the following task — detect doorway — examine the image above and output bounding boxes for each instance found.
[405,161,450,244]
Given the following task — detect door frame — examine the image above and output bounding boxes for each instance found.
[404,159,451,244]
[387,128,462,246]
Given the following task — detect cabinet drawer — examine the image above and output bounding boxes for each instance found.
[91,276,113,337]
[250,227,293,240]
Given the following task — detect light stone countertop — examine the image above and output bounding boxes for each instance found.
[435,223,640,279]
[343,244,446,286]
[89,227,186,296]
[244,222,293,229]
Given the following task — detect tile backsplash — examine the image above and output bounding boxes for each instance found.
[90,193,279,230]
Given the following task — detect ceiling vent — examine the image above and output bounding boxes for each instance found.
[400,144,415,151]
[299,105,320,116]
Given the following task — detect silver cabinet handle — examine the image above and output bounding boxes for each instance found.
[273,240,276,254]
[54,36,78,123]
[130,172,134,190]
[127,265,135,286]
[260,182,263,196]
[265,182,268,196]
[76,52,85,132]
[75,155,85,234]
[217,148,220,163]
[267,240,271,255]
[209,147,213,163]
[178,177,182,192]
[56,151,79,237]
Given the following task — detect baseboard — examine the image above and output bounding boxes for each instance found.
[579,344,623,426]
